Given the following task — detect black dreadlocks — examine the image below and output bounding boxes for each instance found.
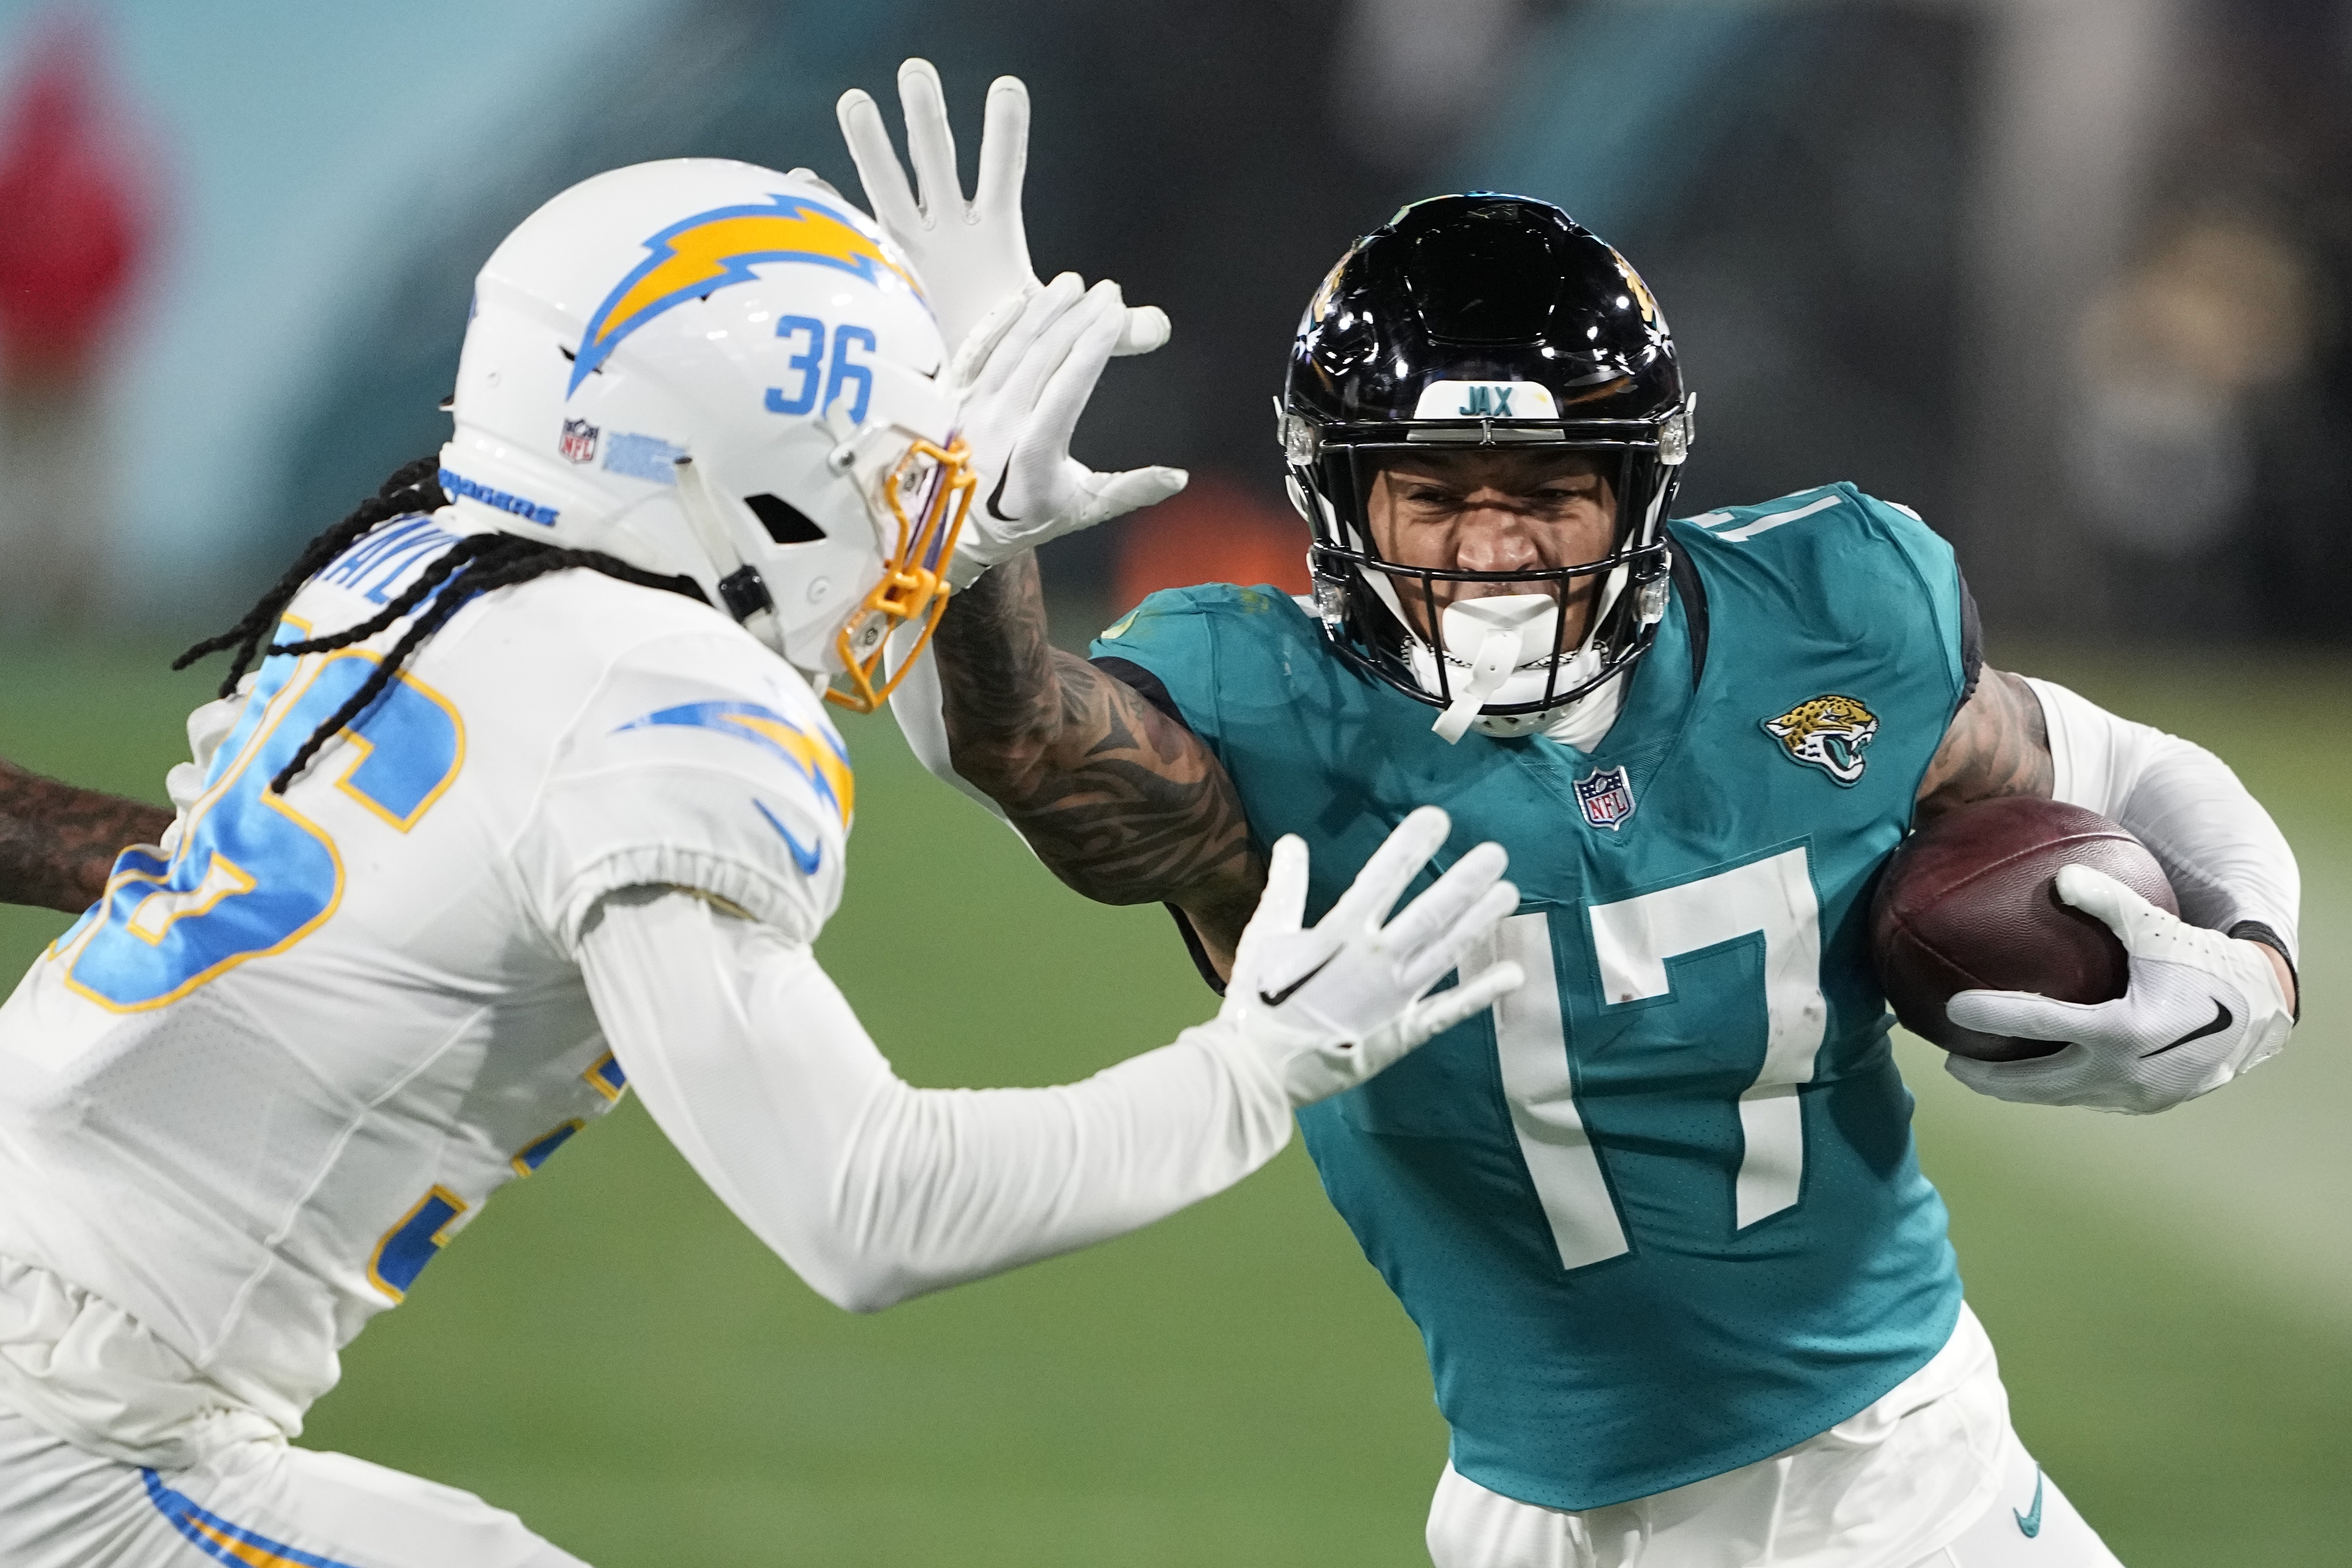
[178,455,708,797]
[175,456,451,698]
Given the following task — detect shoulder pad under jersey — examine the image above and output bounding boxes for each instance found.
[517,627,853,950]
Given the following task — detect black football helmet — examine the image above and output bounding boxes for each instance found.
[1281,194,1693,737]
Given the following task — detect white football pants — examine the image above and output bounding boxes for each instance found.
[1426,1307,2123,1568]
[1428,1433,2117,1568]
[0,1408,588,1568]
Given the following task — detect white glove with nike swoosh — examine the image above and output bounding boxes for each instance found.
[1943,863,2295,1114]
[1207,805,1524,1108]
[837,58,1169,364]
[940,271,1187,587]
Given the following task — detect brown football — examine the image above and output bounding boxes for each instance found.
[1869,797,2178,1061]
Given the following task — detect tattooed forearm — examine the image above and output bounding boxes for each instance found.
[930,554,1065,754]
[1913,667,2053,825]
[0,758,172,914]
[933,555,1264,969]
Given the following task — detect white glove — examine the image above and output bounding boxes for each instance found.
[837,58,1169,363]
[1943,864,2295,1114]
[1206,805,1525,1108]
[942,271,1188,587]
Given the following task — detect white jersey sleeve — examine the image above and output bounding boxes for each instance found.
[515,628,854,950]
[575,888,1294,1312]
[2022,676,2299,961]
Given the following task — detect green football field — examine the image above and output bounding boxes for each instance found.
[1,633,2346,1565]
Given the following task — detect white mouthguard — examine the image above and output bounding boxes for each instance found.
[1426,595,1564,743]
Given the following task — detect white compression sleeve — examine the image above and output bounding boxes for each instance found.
[574,887,1292,1312]
[2022,676,2300,963]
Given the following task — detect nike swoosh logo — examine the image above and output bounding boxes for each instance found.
[1258,952,1336,1009]
[754,799,821,875]
[2145,1000,2232,1057]
[2014,1467,2044,1538]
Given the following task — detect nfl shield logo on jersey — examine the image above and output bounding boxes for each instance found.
[559,418,599,465]
[1574,765,1636,831]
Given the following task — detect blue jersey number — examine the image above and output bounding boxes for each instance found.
[368,1186,468,1300]
[1489,848,1827,1270]
[57,642,464,1012]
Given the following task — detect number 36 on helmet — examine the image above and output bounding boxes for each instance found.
[445,158,974,709]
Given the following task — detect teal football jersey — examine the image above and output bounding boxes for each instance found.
[1092,483,1970,1510]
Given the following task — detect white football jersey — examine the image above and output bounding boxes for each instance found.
[0,512,851,1442]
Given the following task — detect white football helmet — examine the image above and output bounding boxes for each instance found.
[445,158,974,709]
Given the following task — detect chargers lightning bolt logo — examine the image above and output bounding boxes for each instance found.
[569,195,922,395]
[615,702,855,828]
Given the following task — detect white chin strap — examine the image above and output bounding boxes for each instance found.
[673,456,787,656]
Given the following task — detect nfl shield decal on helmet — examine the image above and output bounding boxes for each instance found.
[1575,765,1637,830]
[559,418,599,465]
[1761,694,1879,786]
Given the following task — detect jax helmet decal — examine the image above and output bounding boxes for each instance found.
[568,193,926,395]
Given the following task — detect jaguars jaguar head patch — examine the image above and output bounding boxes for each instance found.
[1762,694,1878,786]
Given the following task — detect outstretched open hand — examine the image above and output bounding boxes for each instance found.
[837,58,1168,363]
[941,273,1186,587]
[1214,805,1524,1108]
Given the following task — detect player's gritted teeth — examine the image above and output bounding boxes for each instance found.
[1365,449,1617,640]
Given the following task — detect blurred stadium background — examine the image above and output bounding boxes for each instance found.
[0,0,2346,1562]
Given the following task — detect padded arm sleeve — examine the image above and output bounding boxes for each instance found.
[2022,677,2300,963]
[574,887,1293,1312]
